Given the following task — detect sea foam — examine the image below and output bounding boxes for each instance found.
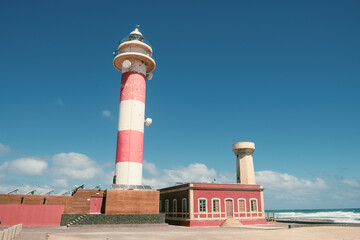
[272,209,360,223]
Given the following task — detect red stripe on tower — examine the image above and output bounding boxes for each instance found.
[115,130,144,164]
[120,71,146,103]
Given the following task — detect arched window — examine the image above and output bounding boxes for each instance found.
[182,198,187,212]
[165,199,169,213]
[173,199,177,213]
[199,198,207,213]
[212,198,220,213]
[250,198,258,212]
[238,198,246,213]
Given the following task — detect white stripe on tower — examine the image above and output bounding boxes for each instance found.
[115,59,147,185]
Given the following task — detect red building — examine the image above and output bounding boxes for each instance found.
[159,142,266,227]
[159,182,266,227]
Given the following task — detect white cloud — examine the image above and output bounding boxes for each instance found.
[8,157,48,176]
[143,162,225,189]
[52,179,68,188]
[143,160,158,175]
[0,162,8,170]
[255,170,329,195]
[142,161,360,209]
[341,178,360,188]
[0,143,11,157]
[102,110,113,119]
[52,152,101,180]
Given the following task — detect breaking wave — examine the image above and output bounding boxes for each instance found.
[268,209,360,224]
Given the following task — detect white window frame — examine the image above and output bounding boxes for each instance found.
[237,198,246,213]
[173,199,177,213]
[211,198,221,213]
[182,198,187,212]
[198,198,207,213]
[250,198,258,212]
[165,199,169,213]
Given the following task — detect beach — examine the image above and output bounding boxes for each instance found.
[10,223,360,240]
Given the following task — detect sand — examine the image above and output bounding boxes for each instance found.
[14,224,360,240]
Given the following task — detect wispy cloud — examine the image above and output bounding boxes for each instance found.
[101,110,113,119]
[0,162,9,171]
[0,143,11,157]
[51,179,68,188]
[56,98,64,106]
[255,170,329,195]
[143,161,233,188]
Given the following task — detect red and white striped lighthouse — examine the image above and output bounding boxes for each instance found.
[112,27,155,187]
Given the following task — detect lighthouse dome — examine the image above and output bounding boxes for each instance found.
[118,26,152,48]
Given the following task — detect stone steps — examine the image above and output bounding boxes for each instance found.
[220,218,243,227]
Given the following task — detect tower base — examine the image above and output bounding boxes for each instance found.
[111,184,153,190]
[104,189,159,214]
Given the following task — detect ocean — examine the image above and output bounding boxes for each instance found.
[266,208,360,224]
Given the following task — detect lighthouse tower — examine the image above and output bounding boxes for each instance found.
[112,27,155,187]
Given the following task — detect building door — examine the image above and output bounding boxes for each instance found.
[90,197,103,214]
[226,199,233,218]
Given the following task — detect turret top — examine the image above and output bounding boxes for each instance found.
[118,26,152,48]
[113,26,156,73]
[128,27,144,41]
[129,27,143,36]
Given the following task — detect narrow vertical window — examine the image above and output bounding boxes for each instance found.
[182,198,187,212]
[165,199,169,213]
[238,199,246,212]
[212,199,220,212]
[173,199,177,213]
[250,199,257,212]
[159,200,162,212]
[199,199,207,213]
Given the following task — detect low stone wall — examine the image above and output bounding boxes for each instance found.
[61,214,165,226]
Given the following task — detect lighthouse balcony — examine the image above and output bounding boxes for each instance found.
[113,49,155,62]
[113,49,156,73]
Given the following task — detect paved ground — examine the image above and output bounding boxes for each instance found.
[8,223,360,240]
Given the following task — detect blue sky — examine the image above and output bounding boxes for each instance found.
[0,0,359,210]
